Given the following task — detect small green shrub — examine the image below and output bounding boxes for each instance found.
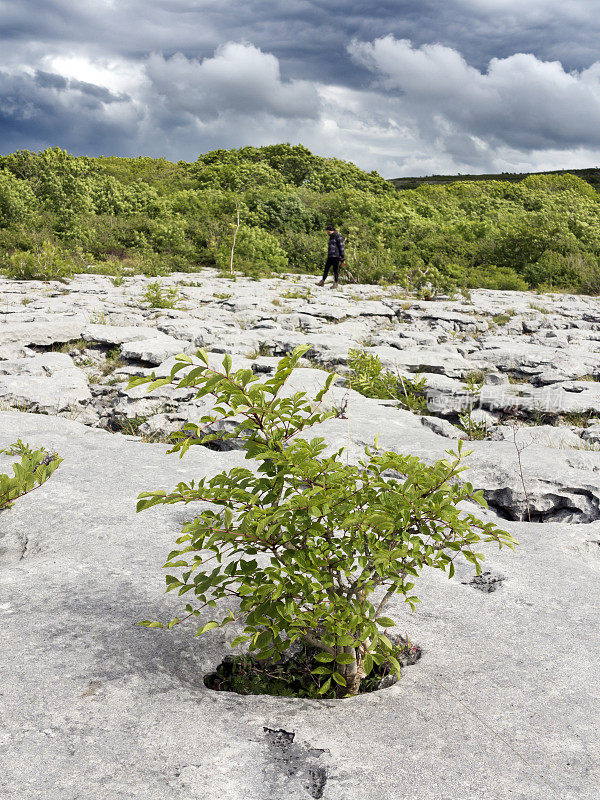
[3,241,74,281]
[216,224,288,277]
[131,346,516,698]
[142,281,180,309]
[0,440,62,511]
[348,349,428,414]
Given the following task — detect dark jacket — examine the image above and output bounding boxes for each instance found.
[327,231,345,260]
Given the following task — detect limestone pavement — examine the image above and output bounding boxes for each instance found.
[0,272,599,798]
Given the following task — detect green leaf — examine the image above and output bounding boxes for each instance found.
[376,617,396,628]
[230,635,251,647]
[335,653,356,665]
[332,672,346,686]
[195,621,219,636]
[314,652,335,663]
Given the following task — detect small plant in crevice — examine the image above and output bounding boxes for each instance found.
[248,342,273,360]
[131,346,516,698]
[101,346,124,376]
[280,287,312,300]
[89,310,108,325]
[142,281,180,309]
[0,440,62,512]
[108,414,172,443]
[53,338,87,355]
[563,411,595,428]
[204,636,422,697]
[347,349,428,415]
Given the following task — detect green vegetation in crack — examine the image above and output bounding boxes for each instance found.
[348,348,428,415]
[131,345,516,698]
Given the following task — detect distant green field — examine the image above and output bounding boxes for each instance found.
[390,167,600,190]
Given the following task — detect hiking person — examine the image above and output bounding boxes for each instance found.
[316,225,345,289]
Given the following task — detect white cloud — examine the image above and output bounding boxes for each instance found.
[143,43,321,122]
[349,36,600,157]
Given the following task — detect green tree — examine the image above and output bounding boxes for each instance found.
[133,347,516,698]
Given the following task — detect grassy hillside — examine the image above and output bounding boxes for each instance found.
[2,144,600,294]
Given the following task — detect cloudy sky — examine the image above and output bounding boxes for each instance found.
[1,0,600,177]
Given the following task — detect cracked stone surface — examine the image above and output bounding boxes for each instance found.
[0,272,599,797]
[3,272,600,521]
[0,412,598,799]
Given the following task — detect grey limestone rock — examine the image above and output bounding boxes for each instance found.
[0,411,597,800]
[120,335,193,365]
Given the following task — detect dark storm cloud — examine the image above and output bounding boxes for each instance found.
[2,0,599,84]
[0,69,137,155]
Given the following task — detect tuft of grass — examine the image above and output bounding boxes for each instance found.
[248,342,272,359]
[109,415,172,443]
[0,401,28,412]
[56,339,87,354]
[280,288,311,300]
[101,347,125,376]
[563,411,595,427]
[463,369,487,384]
[89,310,108,325]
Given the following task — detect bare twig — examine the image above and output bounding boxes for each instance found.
[229,198,240,273]
[509,419,532,522]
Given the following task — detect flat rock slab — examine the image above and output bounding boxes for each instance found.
[120,336,193,365]
[83,324,163,346]
[0,317,86,347]
[0,353,92,415]
[0,412,598,800]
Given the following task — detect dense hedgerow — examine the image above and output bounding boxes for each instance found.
[1,144,600,292]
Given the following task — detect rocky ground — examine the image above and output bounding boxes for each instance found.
[1,272,599,799]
